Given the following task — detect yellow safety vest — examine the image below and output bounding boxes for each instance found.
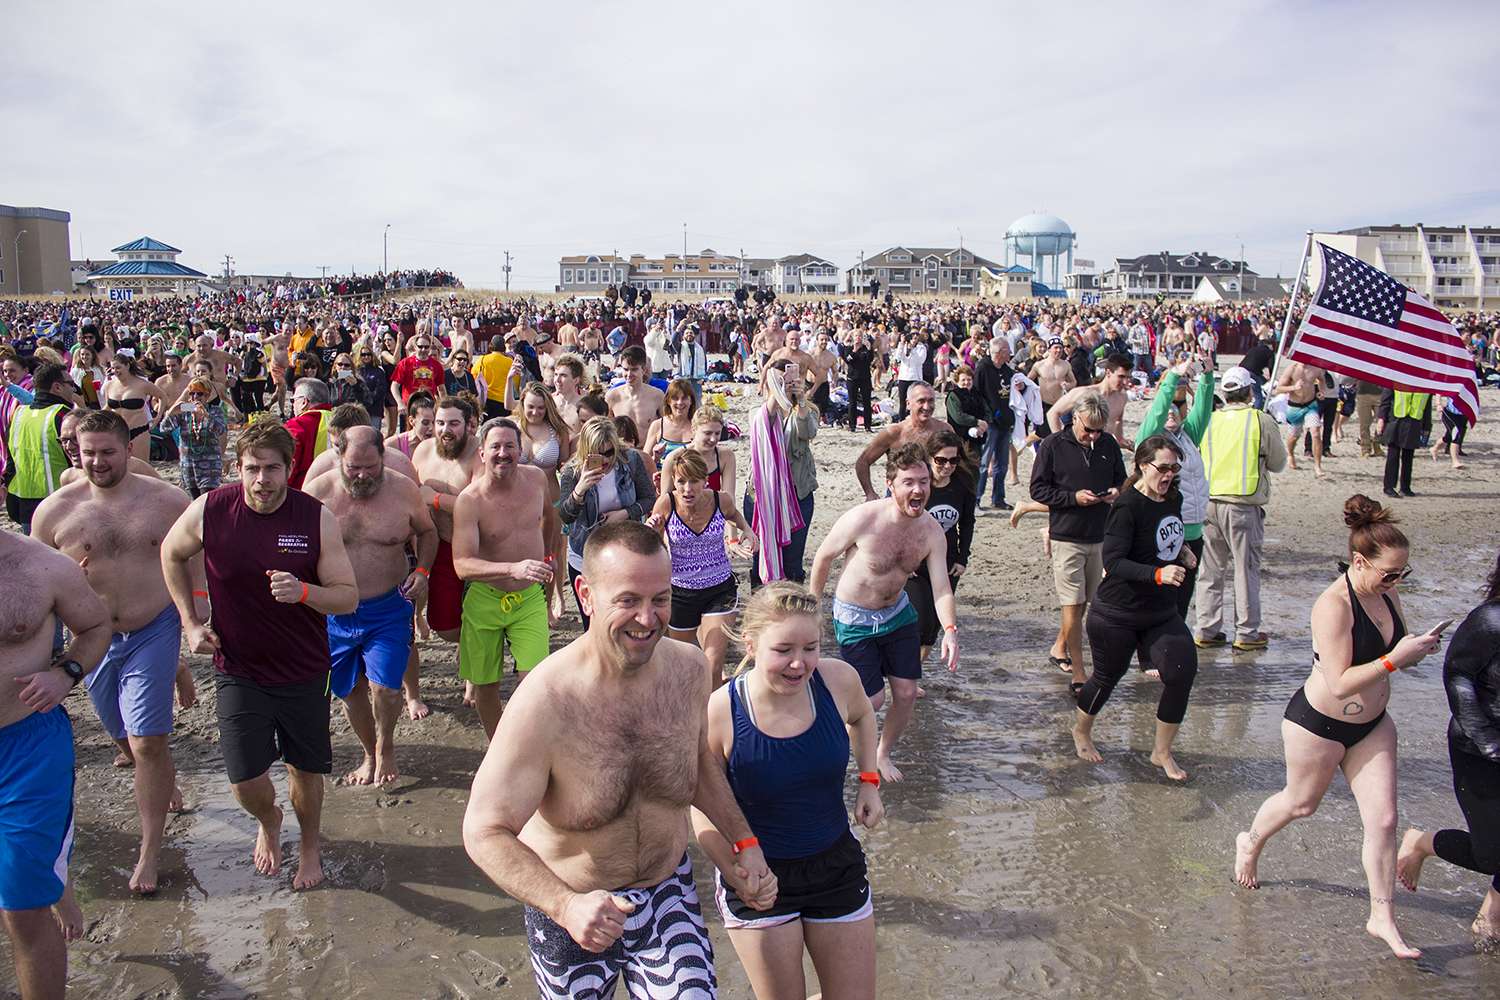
[1392,391,1427,420]
[1203,406,1260,497]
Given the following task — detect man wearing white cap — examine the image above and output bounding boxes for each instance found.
[1029,336,1076,437]
[1194,366,1287,652]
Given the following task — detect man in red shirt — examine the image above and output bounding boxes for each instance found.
[390,334,445,408]
[286,379,334,489]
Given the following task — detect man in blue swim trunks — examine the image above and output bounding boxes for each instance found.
[0,529,111,1000]
[810,441,960,782]
[33,408,203,895]
[1274,358,1327,478]
[305,425,436,785]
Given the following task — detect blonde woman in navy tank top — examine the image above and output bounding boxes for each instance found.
[692,582,884,1000]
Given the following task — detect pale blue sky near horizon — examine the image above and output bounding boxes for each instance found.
[5,0,1497,290]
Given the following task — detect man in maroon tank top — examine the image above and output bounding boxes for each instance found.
[162,423,358,891]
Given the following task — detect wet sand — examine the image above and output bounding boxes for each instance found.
[10,374,1499,998]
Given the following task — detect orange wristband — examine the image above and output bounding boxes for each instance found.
[299,582,308,604]
[1382,655,1397,673]
[413,567,429,577]
[192,590,208,598]
[433,494,442,512]
[1154,568,1164,585]
[731,836,759,855]
[859,771,881,788]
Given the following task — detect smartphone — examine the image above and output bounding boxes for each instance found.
[585,453,604,472]
[1426,619,1455,637]
[182,402,197,413]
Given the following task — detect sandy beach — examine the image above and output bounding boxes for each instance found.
[10,367,1499,999]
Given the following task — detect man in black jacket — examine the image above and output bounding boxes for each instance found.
[1028,390,1126,692]
[974,338,1014,511]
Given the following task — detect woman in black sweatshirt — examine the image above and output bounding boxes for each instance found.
[1072,434,1200,780]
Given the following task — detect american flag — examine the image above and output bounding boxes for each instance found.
[1288,242,1479,421]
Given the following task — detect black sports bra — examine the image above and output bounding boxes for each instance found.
[107,397,146,410]
[1346,573,1404,665]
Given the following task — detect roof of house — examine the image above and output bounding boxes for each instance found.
[88,260,208,278]
[855,246,1001,270]
[776,253,838,268]
[110,236,183,254]
[982,264,1036,276]
[1111,252,1257,276]
[1190,275,1285,302]
[0,205,71,223]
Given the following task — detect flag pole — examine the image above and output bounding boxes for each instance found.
[1262,230,1315,411]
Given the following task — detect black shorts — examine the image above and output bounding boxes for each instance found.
[670,574,739,631]
[716,827,871,929]
[215,671,333,784]
[483,398,510,420]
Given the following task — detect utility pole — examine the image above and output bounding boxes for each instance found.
[858,250,865,296]
[504,251,512,293]
[223,254,233,281]
[384,224,391,274]
[320,266,329,279]
[1239,241,1245,305]
[957,227,964,297]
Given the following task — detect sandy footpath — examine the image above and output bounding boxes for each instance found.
[8,363,1499,998]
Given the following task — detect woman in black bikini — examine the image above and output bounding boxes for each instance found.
[1233,495,1442,959]
[102,349,171,461]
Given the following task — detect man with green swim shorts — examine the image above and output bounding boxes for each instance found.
[453,418,558,737]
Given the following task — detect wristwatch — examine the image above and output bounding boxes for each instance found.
[57,659,85,688]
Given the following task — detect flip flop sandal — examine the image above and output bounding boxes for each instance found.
[1069,682,1085,697]
[1048,654,1073,672]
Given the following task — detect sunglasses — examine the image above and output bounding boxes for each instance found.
[1078,423,1105,437]
[1150,462,1182,473]
[453,356,469,363]
[597,448,616,459]
[1373,564,1414,584]
[932,455,960,466]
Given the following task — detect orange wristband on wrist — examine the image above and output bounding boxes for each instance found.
[731,836,759,855]
[192,590,208,598]
[1382,655,1397,673]
[299,582,309,604]
[433,494,442,512]
[1155,568,1164,585]
[859,771,881,788]
[413,567,429,577]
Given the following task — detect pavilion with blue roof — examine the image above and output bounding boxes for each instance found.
[87,237,207,298]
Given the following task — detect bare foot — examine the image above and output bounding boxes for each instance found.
[1144,667,1161,678]
[1453,459,1467,469]
[1474,916,1500,942]
[1072,726,1103,763]
[406,693,430,721]
[112,751,135,768]
[52,883,83,943]
[1314,468,1326,478]
[254,806,283,876]
[1008,507,1024,529]
[168,785,184,812]
[877,754,903,783]
[292,847,325,891]
[129,851,159,894]
[915,685,926,699]
[1150,749,1187,780]
[1396,828,1429,891]
[374,752,400,786]
[1234,831,1261,888]
[462,681,475,708]
[415,613,431,641]
[344,757,376,785]
[175,660,196,711]
[1366,916,1421,959]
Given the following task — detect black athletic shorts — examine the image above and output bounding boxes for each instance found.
[670,575,739,632]
[215,671,333,784]
[715,827,872,928]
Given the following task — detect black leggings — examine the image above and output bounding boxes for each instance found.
[1081,601,1198,724]
[1433,738,1500,892]
[847,379,873,430]
[1440,409,1470,452]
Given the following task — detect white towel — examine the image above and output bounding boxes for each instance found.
[1010,373,1044,449]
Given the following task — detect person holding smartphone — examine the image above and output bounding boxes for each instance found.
[1233,495,1442,960]
[158,378,228,498]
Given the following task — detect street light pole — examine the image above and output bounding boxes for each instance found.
[384,224,391,275]
[957,227,964,297]
[13,230,26,294]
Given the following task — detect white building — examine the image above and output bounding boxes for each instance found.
[1311,224,1500,310]
[767,254,839,295]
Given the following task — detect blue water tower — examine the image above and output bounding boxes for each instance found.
[1005,213,1076,287]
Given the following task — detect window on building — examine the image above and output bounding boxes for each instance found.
[686,281,697,292]
[877,268,885,279]
[941,270,948,279]
[925,260,937,271]
[563,269,573,283]
[588,269,598,284]
[927,278,937,290]
[891,254,908,263]
[649,281,661,290]
[665,281,678,291]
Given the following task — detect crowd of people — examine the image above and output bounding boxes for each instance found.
[0,288,1496,999]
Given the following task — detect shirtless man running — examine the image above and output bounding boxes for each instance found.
[451,418,556,737]
[551,354,587,438]
[853,381,953,502]
[604,346,666,438]
[462,521,774,999]
[810,443,959,782]
[1048,353,1135,447]
[411,396,481,706]
[267,322,292,417]
[32,410,204,894]
[154,353,191,410]
[1274,359,1327,476]
[305,426,435,785]
[1029,336,1077,434]
[0,531,110,1000]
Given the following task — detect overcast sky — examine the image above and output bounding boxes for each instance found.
[6,0,1497,290]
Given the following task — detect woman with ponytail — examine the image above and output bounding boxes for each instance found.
[1233,495,1443,959]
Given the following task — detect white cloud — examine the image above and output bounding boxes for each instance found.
[4,0,1497,288]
